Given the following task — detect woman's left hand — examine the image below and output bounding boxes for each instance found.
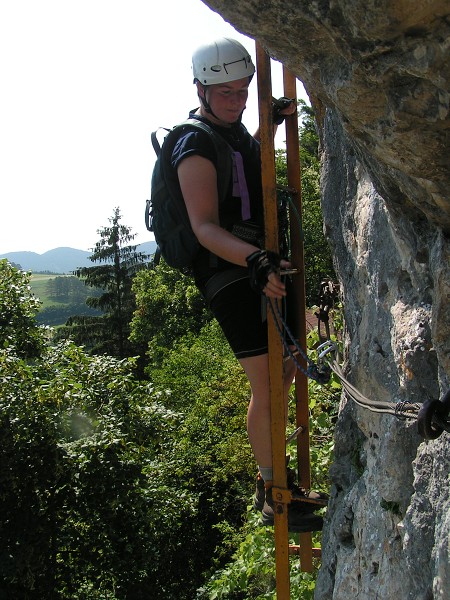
[272,97,297,125]
[263,258,291,298]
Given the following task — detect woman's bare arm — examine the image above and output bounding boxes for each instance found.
[177,154,289,297]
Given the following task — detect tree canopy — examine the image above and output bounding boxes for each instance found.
[0,259,45,358]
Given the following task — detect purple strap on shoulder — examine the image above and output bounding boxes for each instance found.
[232,151,251,221]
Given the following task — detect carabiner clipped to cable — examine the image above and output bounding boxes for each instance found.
[317,340,337,360]
[307,341,336,384]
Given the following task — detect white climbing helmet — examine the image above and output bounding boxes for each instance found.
[192,38,255,86]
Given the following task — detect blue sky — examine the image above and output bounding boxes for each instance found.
[0,0,307,254]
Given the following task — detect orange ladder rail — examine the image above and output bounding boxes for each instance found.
[283,65,316,572]
[256,44,321,597]
[256,41,291,599]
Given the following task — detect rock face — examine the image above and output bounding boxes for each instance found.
[203,1,449,598]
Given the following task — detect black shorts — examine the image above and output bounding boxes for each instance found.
[203,270,298,360]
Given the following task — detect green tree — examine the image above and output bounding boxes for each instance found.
[130,261,211,369]
[58,208,148,359]
[0,259,46,358]
[36,275,103,327]
[46,275,98,303]
[0,253,339,600]
[0,265,259,599]
[143,318,256,579]
[0,336,201,599]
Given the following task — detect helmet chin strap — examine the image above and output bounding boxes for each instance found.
[200,85,218,119]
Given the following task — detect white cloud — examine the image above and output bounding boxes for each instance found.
[0,0,307,254]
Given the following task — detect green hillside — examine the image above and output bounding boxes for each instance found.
[31,273,102,326]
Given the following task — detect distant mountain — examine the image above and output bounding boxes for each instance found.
[0,242,157,274]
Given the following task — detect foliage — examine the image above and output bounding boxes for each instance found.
[0,259,46,358]
[45,275,98,303]
[197,512,319,600]
[36,303,101,327]
[130,261,212,368]
[57,208,148,359]
[275,100,336,305]
[297,101,321,170]
[0,251,341,599]
[304,322,341,492]
[0,337,207,599]
[0,309,258,599]
[197,307,343,600]
[145,319,255,563]
[0,262,254,598]
[0,263,210,599]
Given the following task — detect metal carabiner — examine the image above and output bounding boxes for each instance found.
[317,340,337,360]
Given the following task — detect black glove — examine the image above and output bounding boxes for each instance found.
[246,250,282,294]
[272,96,295,125]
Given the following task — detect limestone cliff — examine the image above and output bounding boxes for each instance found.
[203,1,449,598]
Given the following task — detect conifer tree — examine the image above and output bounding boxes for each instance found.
[59,208,148,359]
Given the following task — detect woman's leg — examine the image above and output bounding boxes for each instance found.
[239,353,296,469]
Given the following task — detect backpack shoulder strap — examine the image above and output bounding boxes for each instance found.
[164,118,229,152]
[159,118,233,203]
[151,127,171,157]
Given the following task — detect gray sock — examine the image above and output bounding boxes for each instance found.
[259,467,273,483]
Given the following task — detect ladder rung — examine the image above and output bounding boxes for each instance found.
[291,497,328,508]
[289,545,322,558]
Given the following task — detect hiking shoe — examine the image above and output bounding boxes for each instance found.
[253,468,328,512]
[253,456,293,510]
[287,468,329,509]
[261,486,323,532]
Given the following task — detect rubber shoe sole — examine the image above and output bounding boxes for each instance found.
[261,508,324,532]
[254,472,328,512]
[260,486,324,532]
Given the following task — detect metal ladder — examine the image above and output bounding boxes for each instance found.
[256,42,322,598]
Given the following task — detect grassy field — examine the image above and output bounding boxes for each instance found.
[30,273,72,308]
[30,273,101,326]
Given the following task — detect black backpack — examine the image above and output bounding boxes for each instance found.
[145,119,233,270]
